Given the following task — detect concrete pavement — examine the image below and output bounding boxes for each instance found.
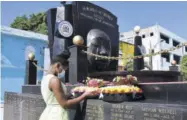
[0,104,4,120]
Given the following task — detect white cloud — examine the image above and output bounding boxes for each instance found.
[1,54,16,68]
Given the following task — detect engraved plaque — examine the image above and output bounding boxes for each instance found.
[4,93,187,120]
[105,102,137,120]
[86,100,187,120]
[141,104,183,120]
[85,104,104,120]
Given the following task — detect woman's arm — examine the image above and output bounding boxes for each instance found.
[49,77,87,109]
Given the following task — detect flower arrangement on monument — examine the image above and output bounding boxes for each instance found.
[112,75,138,85]
[71,75,144,102]
[84,77,104,87]
[83,77,111,87]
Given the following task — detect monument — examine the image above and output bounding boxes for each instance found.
[46,1,119,83]
[133,26,145,71]
[47,1,119,72]
[71,1,119,73]
[4,1,187,120]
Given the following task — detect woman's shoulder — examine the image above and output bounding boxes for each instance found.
[46,73,56,77]
[42,74,57,81]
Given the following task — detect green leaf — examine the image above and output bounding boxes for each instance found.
[180,55,187,81]
[10,12,47,34]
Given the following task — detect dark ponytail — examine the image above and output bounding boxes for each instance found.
[51,50,70,67]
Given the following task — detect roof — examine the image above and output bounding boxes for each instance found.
[1,26,48,42]
[120,24,187,43]
[157,25,186,42]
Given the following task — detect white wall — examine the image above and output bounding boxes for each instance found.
[120,25,187,71]
[44,48,51,75]
[140,25,161,70]
[1,26,48,101]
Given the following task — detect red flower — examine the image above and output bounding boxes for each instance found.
[87,79,98,87]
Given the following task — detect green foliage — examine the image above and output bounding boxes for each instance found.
[180,55,187,81]
[125,60,133,72]
[10,15,30,30]
[10,12,47,34]
[125,61,152,71]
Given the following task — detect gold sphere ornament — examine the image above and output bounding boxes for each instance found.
[73,35,84,46]
[171,60,176,65]
[28,52,35,61]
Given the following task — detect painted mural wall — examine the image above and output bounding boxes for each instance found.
[119,41,134,66]
[1,26,48,102]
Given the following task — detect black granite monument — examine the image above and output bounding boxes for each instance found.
[71,1,119,73]
[46,1,119,83]
[4,1,187,120]
[133,33,145,71]
[46,2,119,72]
[46,3,73,59]
[24,60,37,85]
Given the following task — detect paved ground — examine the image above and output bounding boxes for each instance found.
[0,104,4,120]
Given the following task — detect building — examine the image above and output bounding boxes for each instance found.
[120,25,187,70]
[1,26,48,102]
[118,41,134,67]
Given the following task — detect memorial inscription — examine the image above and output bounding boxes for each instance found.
[86,100,186,120]
[86,104,104,120]
[80,5,115,28]
[141,106,179,120]
[110,104,135,120]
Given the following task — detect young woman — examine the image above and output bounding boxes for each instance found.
[39,51,97,120]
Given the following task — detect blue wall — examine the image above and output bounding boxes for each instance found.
[1,31,48,101]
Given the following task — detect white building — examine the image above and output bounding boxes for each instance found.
[120,25,187,70]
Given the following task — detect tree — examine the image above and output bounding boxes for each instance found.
[10,15,30,30]
[124,60,133,72]
[10,12,47,35]
[124,60,152,72]
[180,55,187,81]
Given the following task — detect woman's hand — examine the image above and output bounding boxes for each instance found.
[82,89,99,97]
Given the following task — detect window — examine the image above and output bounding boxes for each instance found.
[160,34,169,44]
[185,47,187,52]
[150,32,154,36]
[142,34,145,38]
[173,40,179,47]
[161,52,170,62]
[173,54,181,64]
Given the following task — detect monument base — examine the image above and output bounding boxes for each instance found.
[4,91,187,120]
[85,99,187,120]
[22,82,187,104]
[22,85,41,95]
[140,82,187,104]
[5,82,187,120]
[22,85,77,95]
[89,71,181,82]
[4,92,84,120]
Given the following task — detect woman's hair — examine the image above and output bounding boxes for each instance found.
[51,50,70,67]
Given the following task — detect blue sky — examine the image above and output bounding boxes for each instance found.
[1,1,187,39]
